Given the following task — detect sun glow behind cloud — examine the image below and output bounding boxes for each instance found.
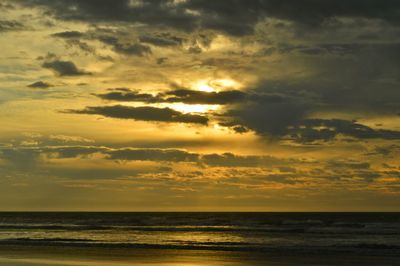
[161,78,241,113]
[167,103,220,113]
[191,78,240,93]
[193,80,216,92]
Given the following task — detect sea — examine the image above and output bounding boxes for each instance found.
[0,212,399,255]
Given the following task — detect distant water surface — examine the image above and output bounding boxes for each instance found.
[0,212,399,254]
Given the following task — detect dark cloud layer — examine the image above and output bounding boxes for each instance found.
[51,30,84,39]
[286,119,400,143]
[27,81,53,89]
[96,88,247,105]
[68,105,209,125]
[42,60,91,76]
[201,153,282,167]
[0,145,290,169]
[96,35,152,56]
[0,20,24,32]
[19,0,400,36]
[164,89,247,104]
[139,33,185,47]
[106,148,199,162]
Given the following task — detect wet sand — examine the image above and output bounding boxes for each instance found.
[0,245,400,266]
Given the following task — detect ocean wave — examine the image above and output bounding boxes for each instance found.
[0,224,112,231]
[1,224,400,236]
[1,238,400,254]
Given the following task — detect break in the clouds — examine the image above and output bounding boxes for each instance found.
[0,0,400,211]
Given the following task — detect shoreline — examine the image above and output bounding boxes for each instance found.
[1,245,400,266]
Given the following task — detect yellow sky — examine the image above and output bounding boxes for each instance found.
[0,0,399,211]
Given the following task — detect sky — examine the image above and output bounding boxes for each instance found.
[0,0,399,211]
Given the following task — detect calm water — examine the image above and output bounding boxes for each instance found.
[0,212,399,254]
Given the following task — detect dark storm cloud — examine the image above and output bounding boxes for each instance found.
[67,105,209,125]
[42,60,91,76]
[65,39,96,54]
[0,20,24,32]
[51,31,98,55]
[265,43,399,58]
[262,0,400,26]
[139,34,185,47]
[16,0,259,36]
[27,81,53,89]
[223,38,400,139]
[96,35,152,56]
[96,88,247,105]
[222,84,400,141]
[17,0,400,36]
[51,29,153,56]
[286,119,400,143]
[225,98,310,136]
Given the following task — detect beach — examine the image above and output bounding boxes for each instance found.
[1,245,400,266]
[0,212,399,265]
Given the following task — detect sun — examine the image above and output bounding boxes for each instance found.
[169,103,220,113]
[194,80,216,92]
[192,78,240,93]
[210,79,238,89]
[162,78,241,114]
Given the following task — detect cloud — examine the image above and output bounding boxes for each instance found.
[327,160,370,170]
[51,31,84,39]
[286,119,400,143]
[0,20,24,32]
[113,43,152,56]
[52,30,153,56]
[97,35,152,56]
[42,60,91,76]
[96,89,158,102]
[0,147,41,170]
[106,148,199,162]
[17,0,259,36]
[223,91,400,141]
[0,144,291,169]
[67,105,209,124]
[17,0,400,37]
[163,89,247,104]
[96,88,247,105]
[139,33,185,47]
[262,174,301,184]
[225,98,310,136]
[44,146,106,158]
[27,81,53,89]
[201,152,284,167]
